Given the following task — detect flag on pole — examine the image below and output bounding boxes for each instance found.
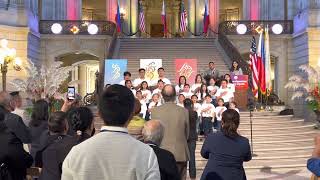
[257,32,266,94]
[264,26,272,92]
[203,0,210,34]
[250,36,259,98]
[116,0,121,33]
[139,1,146,33]
[161,0,167,36]
[179,1,188,32]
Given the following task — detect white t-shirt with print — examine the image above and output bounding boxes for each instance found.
[216,87,234,103]
[201,103,215,118]
[141,89,152,102]
[133,78,150,87]
[215,106,227,121]
[191,83,202,93]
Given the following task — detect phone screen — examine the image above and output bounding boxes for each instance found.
[67,87,75,100]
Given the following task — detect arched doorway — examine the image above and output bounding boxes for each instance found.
[56,52,100,98]
[219,0,243,21]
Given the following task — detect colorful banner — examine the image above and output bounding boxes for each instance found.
[175,59,197,84]
[231,75,249,90]
[140,59,162,83]
[104,59,127,85]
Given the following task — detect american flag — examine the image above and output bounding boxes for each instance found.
[250,36,259,98]
[179,1,187,32]
[139,1,145,33]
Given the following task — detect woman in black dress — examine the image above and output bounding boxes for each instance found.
[200,109,251,180]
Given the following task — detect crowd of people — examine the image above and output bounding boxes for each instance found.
[0,61,254,180]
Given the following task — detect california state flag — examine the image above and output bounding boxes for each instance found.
[161,0,167,36]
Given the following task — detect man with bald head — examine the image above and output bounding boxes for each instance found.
[151,85,190,180]
[143,120,180,180]
[0,91,31,143]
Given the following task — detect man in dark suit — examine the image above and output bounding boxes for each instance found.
[142,119,180,180]
[151,85,189,180]
[0,91,31,143]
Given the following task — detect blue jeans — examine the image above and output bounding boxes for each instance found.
[216,121,222,131]
[202,117,213,136]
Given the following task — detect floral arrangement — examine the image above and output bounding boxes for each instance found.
[10,60,73,101]
[285,64,320,111]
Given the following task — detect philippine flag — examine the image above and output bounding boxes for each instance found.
[116,0,121,33]
[203,0,210,34]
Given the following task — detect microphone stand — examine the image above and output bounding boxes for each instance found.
[250,109,253,155]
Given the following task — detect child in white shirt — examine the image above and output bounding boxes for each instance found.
[201,95,215,137]
[229,101,240,113]
[215,98,227,131]
[145,93,162,120]
[216,79,234,104]
[140,81,152,102]
[191,95,201,134]
[177,94,185,107]
[181,84,193,99]
[136,90,147,119]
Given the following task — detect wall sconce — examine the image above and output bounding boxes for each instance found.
[120,8,126,19]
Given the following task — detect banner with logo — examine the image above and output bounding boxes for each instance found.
[104,59,127,85]
[140,59,162,84]
[231,75,249,90]
[175,59,197,84]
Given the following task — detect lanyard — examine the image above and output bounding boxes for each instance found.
[100,129,128,134]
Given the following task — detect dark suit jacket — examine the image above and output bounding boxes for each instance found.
[200,132,252,180]
[0,105,31,144]
[36,134,78,180]
[0,122,33,180]
[148,143,180,180]
[30,121,48,159]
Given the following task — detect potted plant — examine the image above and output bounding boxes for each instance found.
[285,64,320,127]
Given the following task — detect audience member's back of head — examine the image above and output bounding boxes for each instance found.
[99,84,135,126]
[221,109,240,138]
[68,107,94,134]
[48,111,68,135]
[30,99,49,127]
[0,91,13,111]
[142,120,164,146]
[134,98,142,116]
[161,85,176,102]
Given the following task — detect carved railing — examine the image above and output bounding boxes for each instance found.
[219,20,293,35]
[39,20,116,35]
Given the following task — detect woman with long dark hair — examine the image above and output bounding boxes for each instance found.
[224,73,235,93]
[183,98,198,180]
[30,99,49,159]
[200,109,251,180]
[230,61,243,75]
[197,84,209,102]
[191,74,203,93]
[175,76,187,94]
[68,107,95,143]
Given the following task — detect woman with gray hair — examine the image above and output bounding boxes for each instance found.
[142,120,180,180]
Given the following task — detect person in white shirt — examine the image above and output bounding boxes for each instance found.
[181,84,193,99]
[154,67,171,85]
[140,81,152,102]
[197,84,209,102]
[215,98,227,131]
[119,71,132,86]
[177,94,185,107]
[191,74,203,93]
[125,80,136,95]
[152,80,164,98]
[229,101,240,113]
[175,76,187,94]
[133,68,149,88]
[148,94,162,112]
[61,85,160,180]
[201,95,215,137]
[216,79,234,105]
[191,95,201,134]
[207,78,219,106]
[136,90,148,119]
[224,74,235,93]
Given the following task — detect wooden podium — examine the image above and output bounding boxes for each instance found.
[231,75,248,110]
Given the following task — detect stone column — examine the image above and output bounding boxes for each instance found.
[209,0,219,33]
[243,0,260,20]
[67,0,82,20]
[130,0,138,34]
[309,0,320,9]
[188,0,196,35]
[106,0,117,23]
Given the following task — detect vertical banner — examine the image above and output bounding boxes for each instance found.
[140,59,162,84]
[104,59,127,85]
[175,59,197,84]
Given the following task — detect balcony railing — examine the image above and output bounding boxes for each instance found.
[219,20,293,35]
[39,20,116,36]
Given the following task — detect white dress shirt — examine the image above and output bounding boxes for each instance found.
[62,126,160,180]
